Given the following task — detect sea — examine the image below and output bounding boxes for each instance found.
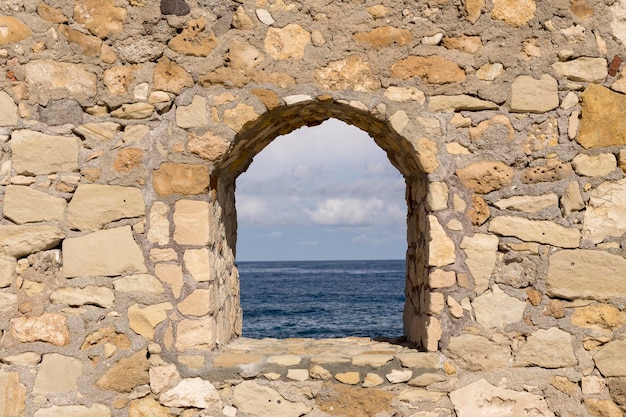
[238,259,406,339]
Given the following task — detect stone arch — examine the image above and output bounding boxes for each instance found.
[212,99,435,350]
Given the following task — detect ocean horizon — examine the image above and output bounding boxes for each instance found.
[238,259,406,340]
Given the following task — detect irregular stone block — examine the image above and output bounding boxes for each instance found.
[33,405,111,417]
[0,256,16,288]
[113,274,164,295]
[129,397,171,417]
[10,130,79,175]
[410,137,439,173]
[494,193,558,213]
[50,286,115,308]
[391,56,466,84]
[155,263,183,298]
[3,186,67,224]
[547,249,626,300]
[110,103,154,119]
[572,304,626,331]
[0,292,17,314]
[264,24,310,60]
[58,25,102,56]
[515,328,577,368]
[315,55,380,92]
[39,99,84,126]
[472,284,526,328]
[173,200,211,246]
[223,103,258,132]
[594,339,626,377]
[561,181,585,216]
[176,95,208,129]
[0,225,64,258]
[73,0,126,39]
[169,18,217,56]
[491,0,536,26]
[0,16,32,45]
[510,74,559,113]
[584,398,623,417]
[384,86,425,103]
[450,379,553,417]
[63,226,147,278]
[572,153,617,177]
[233,381,309,417]
[428,95,497,112]
[10,313,70,346]
[552,57,608,83]
[160,378,222,408]
[73,122,120,142]
[578,84,626,148]
[489,216,580,248]
[33,353,82,394]
[447,334,511,371]
[0,371,26,417]
[160,0,190,15]
[188,131,231,162]
[456,161,513,194]
[354,26,411,48]
[0,91,17,126]
[460,233,498,294]
[178,288,213,316]
[183,248,212,282]
[153,56,193,94]
[96,350,149,392]
[66,184,145,231]
[427,215,455,267]
[175,318,216,351]
[128,303,172,339]
[584,179,626,244]
[24,60,97,105]
[153,163,210,197]
[521,159,573,183]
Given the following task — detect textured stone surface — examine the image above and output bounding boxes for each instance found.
[552,58,608,83]
[176,95,208,129]
[10,130,79,175]
[169,18,217,56]
[188,131,231,162]
[315,55,380,91]
[3,186,67,224]
[173,200,211,246]
[96,350,149,392]
[9,313,70,346]
[265,24,310,60]
[427,215,455,267]
[354,26,411,48]
[460,234,498,294]
[63,226,147,278]
[472,285,526,328]
[594,339,626,377]
[391,56,466,84]
[447,334,511,371]
[0,91,17,126]
[428,95,497,112]
[510,74,559,113]
[489,216,580,248]
[572,153,617,177]
[0,371,25,417]
[456,161,513,193]
[0,16,32,45]
[571,304,626,331]
[491,0,536,26]
[33,353,82,394]
[66,184,145,231]
[153,163,210,196]
[33,405,111,417]
[50,286,115,308]
[113,274,164,295]
[24,60,97,105]
[175,318,216,351]
[0,225,64,258]
[547,250,626,300]
[583,179,626,243]
[515,328,577,368]
[232,381,309,417]
[577,84,626,148]
[153,57,193,94]
[128,303,173,339]
[74,0,126,38]
[178,289,213,316]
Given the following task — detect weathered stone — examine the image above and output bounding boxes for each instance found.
[33,353,82,394]
[175,318,216,351]
[152,56,194,94]
[73,122,120,142]
[391,56,466,84]
[9,313,69,346]
[352,353,393,367]
[183,249,211,282]
[66,184,145,231]
[0,256,16,288]
[0,291,17,314]
[584,179,626,243]
[584,398,623,417]
[552,58,608,83]
[149,364,180,395]
[223,103,258,132]
[173,200,211,246]
[607,377,626,406]
[50,286,115,308]
[24,60,97,105]
[447,334,511,371]
[572,153,617,177]
[169,18,217,56]
[489,216,580,248]
[384,86,425,103]
[521,159,573,183]
[103,66,133,95]
[0,16,32,45]
[515,328,577,368]
[547,250,626,300]
[10,130,79,175]
[465,0,485,23]
[3,186,66,224]
[491,0,536,26]
[0,225,64,258]
[128,303,172,339]
[429,269,456,289]
[510,74,559,113]
[354,27,411,48]
[450,379,553,417]
[523,118,559,155]
[63,226,147,278]
[335,372,360,384]
[428,216,455,267]
[264,24,310,60]
[456,161,513,194]
[252,88,280,110]
[232,381,309,417]
[386,369,413,383]
[594,339,626,377]
[160,0,190,16]
[473,285,526,328]
[96,350,149,392]
[111,103,154,119]
[442,35,482,53]
[178,289,213,316]
[572,304,626,331]
[578,84,626,149]
[114,274,164,295]
[561,181,585,216]
[74,0,126,39]
[155,263,183,298]
[153,163,210,197]
[494,193,558,213]
[468,195,490,226]
[0,91,17,126]
[40,99,84,126]
[232,6,254,29]
[460,234,498,294]
[188,131,231,162]
[428,95,497,112]
[37,3,68,23]
[410,137,439,173]
[59,25,102,56]
[477,62,504,80]
[113,148,143,172]
[315,55,380,92]
[363,373,385,387]
[148,202,169,245]
[389,110,409,133]
[129,397,171,417]
[426,182,448,211]
[34,405,111,417]
[0,371,25,417]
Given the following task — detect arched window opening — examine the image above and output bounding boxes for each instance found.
[235,119,407,339]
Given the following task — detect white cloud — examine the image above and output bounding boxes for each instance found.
[306,198,389,226]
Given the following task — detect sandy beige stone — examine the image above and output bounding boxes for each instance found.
[491,0,536,26]
[456,161,513,194]
[447,334,511,371]
[173,200,211,246]
[465,0,485,23]
[428,215,455,267]
[110,103,154,119]
[561,181,585,216]
[63,226,147,278]
[74,0,126,38]
[183,248,212,282]
[188,131,231,162]
[410,137,439,173]
[153,163,210,197]
[494,193,558,213]
[73,122,120,142]
[37,3,67,23]
[315,55,380,92]
[96,350,149,393]
[572,304,626,331]
[148,202,169,245]
[24,60,97,105]
[3,186,66,224]
[572,153,617,177]
[515,328,577,368]
[169,17,217,56]
[33,405,111,417]
[155,263,184,298]
[264,24,310,60]
[335,372,361,385]
[510,74,559,113]
[129,397,172,417]
[0,16,32,45]
[489,216,580,248]
[584,179,626,243]
[33,354,82,394]
[50,286,115,308]
[578,84,626,148]
[473,285,526,328]
[0,371,25,417]
[223,103,258,132]
[552,58,608,83]
[0,225,64,258]
[428,95,497,112]
[460,234,498,294]
[354,27,411,48]
[178,289,213,316]
[128,303,173,339]
[66,184,145,231]
[0,91,17,126]
[175,318,216,351]
[113,274,164,295]
[10,130,79,175]
[232,381,309,416]
[59,25,102,56]
[103,66,133,95]
[153,57,194,95]
[442,35,482,53]
[391,56,466,84]
[429,269,456,288]
[176,95,207,129]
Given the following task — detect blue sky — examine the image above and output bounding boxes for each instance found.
[235,119,407,261]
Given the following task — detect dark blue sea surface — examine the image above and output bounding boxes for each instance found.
[238,259,406,339]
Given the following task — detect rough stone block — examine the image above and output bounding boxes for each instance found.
[10,130,79,175]
[3,186,67,224]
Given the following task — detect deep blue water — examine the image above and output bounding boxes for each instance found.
[238,259,406,339]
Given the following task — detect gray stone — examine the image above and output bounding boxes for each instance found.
[63,226,147,278]
[594,339,626,377]
[447,334,511,371]
[547,250,626,300]
[10,130,80,175]
[50,286,115,308]
[583,179,626,243]
[515,328,577,368]
[66,184,145,231]
[472,285,526,329]
[552,58,608,83]
[159,378,222,408]
[0,91,17,126]
[489,216,580,248]
[33,353,82,394]
[510,74,559,113]
[232,381,310,417]
[450,379,554,417]
[39,99,84,126]
[160,0,189,15]
[0,225,64,258]
[3,186,67,224]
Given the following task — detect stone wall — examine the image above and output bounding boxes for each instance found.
[1,0,626,415]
